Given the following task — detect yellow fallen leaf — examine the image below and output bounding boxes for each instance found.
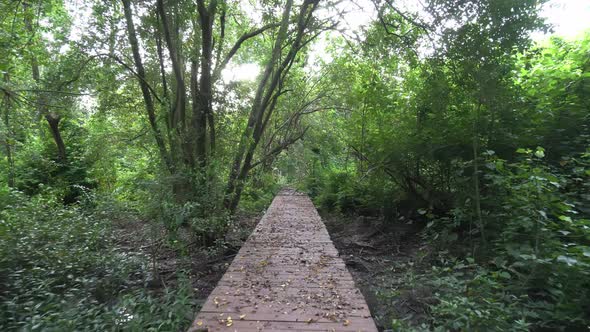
[196,321,203,326]
[225,316,233,327]
[239,314,246,320]
[343,319,350,326]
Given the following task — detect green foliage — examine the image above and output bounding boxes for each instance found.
[386,256,534,331]
[429,265,530,331]
[514,34,590,160]
[239,171,282,212]
[0,190,195,331]
[13,122,97,204]
[312,168,397,216]
[288,2,590,331]
[410,146,590,331]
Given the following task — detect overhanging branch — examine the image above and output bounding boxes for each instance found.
[249,127,308,170]
[212,22,280,82]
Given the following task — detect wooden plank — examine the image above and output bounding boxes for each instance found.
[189,315,377,332]
[189,313,377,332]
[188,189,378,332]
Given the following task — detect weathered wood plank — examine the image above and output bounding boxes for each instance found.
[188,189,378,332]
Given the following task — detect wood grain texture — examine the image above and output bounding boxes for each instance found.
[189,189,378,332]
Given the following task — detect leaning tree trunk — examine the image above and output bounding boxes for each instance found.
[225,0,318,212]
[45,113,66,162]
[24,3,68,163]
[122,0,173,173]
[224,0,294,211]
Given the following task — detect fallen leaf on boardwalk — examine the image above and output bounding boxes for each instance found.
[196,321,203,326]
[239,314,246,320]
[305,318,315,324]
[343,319,350,326]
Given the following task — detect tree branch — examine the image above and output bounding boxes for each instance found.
[212,22,280,82]
[382,0,431,32]
[102,54,163,104]
[249,127,308,171]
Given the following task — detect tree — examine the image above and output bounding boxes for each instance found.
[119,0,329,208]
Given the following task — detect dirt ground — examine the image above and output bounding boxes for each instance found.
[112,212,259,305]
[321,213,432,331]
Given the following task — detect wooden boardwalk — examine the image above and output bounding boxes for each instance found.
[188,189,378,332]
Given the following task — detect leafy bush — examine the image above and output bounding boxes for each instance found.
[0,190,196,331]
[239,171,281,212]
[314,169,394,215]
[409,148,590,331]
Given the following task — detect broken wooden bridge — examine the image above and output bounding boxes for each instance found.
[189,189,378,332]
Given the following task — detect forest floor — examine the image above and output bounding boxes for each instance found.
[112,212,259,308]
[322,213,431,331]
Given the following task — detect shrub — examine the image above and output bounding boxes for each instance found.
[414,148,590,330]
[0,190,196,331]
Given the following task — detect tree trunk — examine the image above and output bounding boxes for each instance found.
[122,0,173,173]
[195,0,217,167]
[2,74,15,187]
[156,0,186,133]
[23,1,71,163]
[472,102,486,247]
[45,113,66,162]
[224,0,318,212]
[224,0,294,210]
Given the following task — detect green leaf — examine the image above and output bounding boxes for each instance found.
[559,215,572,222]
[557,255,578,266]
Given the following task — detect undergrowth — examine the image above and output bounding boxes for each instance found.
[375,149,590,331]
[0,190,196,331]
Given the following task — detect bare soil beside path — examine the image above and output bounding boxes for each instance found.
[112,212,259,307]
[321,213,431,331]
